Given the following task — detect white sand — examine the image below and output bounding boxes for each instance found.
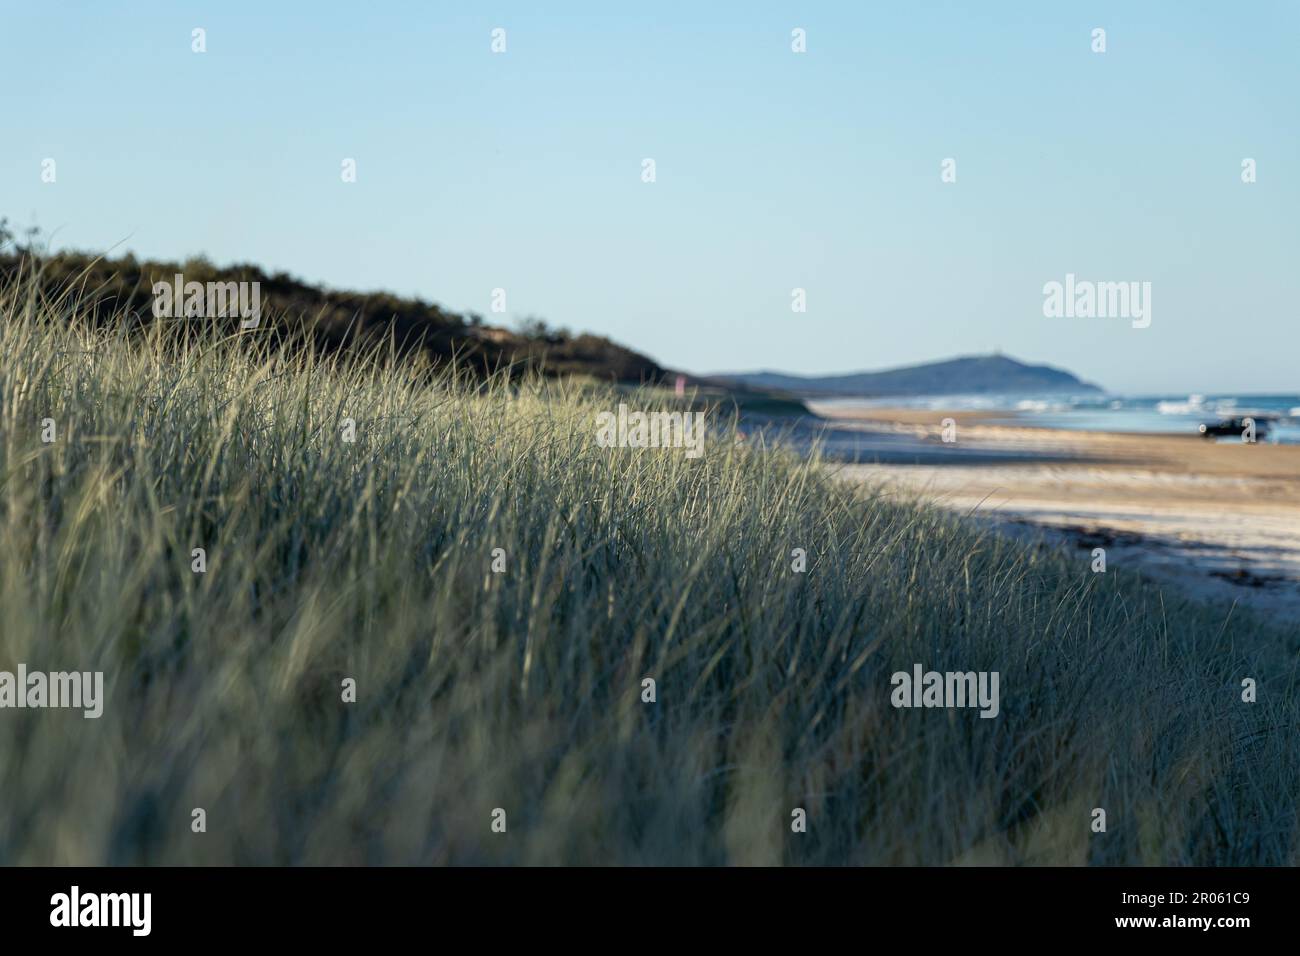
[824,412,1300,628]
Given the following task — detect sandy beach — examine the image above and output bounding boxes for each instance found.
[815,404,1300,628]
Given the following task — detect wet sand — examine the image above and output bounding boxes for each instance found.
[816,405,1300,628]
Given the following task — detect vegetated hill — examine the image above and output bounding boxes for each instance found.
[1,279,1294,864]
[0,237,665,384]
[715,354,1103,397]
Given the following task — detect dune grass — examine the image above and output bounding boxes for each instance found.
[0,272,1297,865]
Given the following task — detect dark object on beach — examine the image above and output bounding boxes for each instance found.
[1209,567,1287,589]
[1198,416,1269,439]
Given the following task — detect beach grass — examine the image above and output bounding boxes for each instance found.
[1,271,1296,865]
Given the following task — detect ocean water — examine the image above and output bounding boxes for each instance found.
[816,393,1300,445]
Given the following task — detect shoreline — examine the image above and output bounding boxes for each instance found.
[816,406,1300,627]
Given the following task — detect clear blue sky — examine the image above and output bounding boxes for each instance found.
[3,1,1296,394]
